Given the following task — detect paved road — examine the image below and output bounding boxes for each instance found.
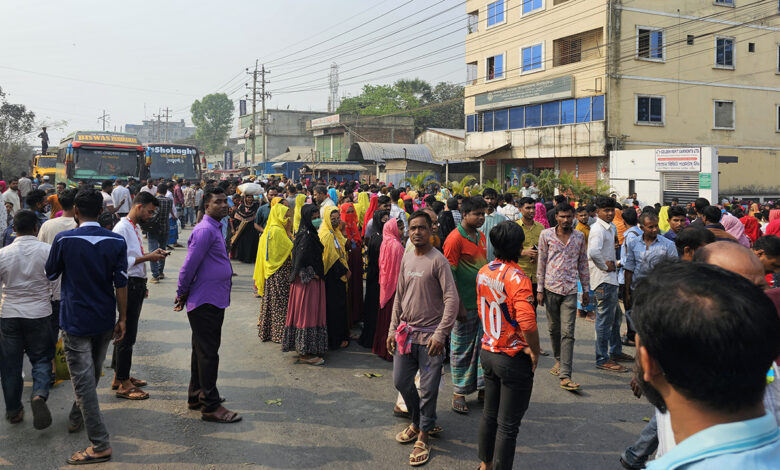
[0,227,649,469]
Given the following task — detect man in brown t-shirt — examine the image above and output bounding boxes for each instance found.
[387,210,459,467]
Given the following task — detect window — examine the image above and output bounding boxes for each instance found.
[521,44,544,73]
[592,95,605,121]
[561,99,576,124]
[687,35,695,45]
[484,111,494,132]
[714,0,734,6]
[486,54,504,81]
[713,100,735,129]
[777,44,780,73]
[715,37,735,68]
[776,105,780,132]
[542,102,560,126]
[494,109,509,130]
[467,11,479,34]
[553,28,603,67]
[487,1,505,27]
[525,105,542,127]
[576,97,592,123]
[636,95,664,125]
[509,107,525,129]
[466,62,478,84]
[748,42,755,53]
[466,114,477,133]
[522,0,544,15]
[637,27,664,60]
[553,0,571,4]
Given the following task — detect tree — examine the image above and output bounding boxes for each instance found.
[190,93,234,154]
[522,170,559,201]
[401,170,437,190]
[0,86,36,178]
[448,175,476,195]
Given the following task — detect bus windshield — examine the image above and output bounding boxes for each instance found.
[75,149,139,179]
[147,145,197,180]
[37,156,57,168]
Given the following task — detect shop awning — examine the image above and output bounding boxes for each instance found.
[445,143,511,160]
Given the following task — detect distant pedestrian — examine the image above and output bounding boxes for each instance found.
[45,189,128,465]
[320,206,350,350]
[18,172,32,199]
[255,203,293,343]
[147,183,174,283]
[175,186,240,423]
[38,127,49,155]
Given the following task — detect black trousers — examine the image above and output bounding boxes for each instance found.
[187,303,224,413]
[113,277,146,381]
[478,349,534,470]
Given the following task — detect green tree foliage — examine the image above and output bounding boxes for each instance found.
[0,86,36,178]
[190,93,234,154]
[448,175,476,195]
[337,79,464,135]
[401,170,437,190]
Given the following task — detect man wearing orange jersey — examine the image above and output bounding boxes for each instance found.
[476,221,540,470]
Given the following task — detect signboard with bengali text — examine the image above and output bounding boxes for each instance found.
[309,114,340,128]
[655,148,701,172]
[474,76,573,111]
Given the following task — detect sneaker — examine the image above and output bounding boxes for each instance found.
[159,273,165,280]
[150,277,160,284]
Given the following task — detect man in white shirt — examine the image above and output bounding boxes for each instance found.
[111,192,167,400]
[139,179,157,195]
[3,178,21,214]
[111,180,132,218]
[587,196,630,373]
[313,185,335,218]
[100,180,117,216]
[0,210,55,429]
[389,188,408,233]
[18,172,33,199]
[496,193,520,222]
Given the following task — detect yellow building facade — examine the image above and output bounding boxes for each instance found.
[464,0,780,196]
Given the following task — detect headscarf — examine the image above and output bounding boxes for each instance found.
[0,181,6,192]
[438,210,457,241]
[740,215,761,244]
[340,202,361,245]
[534,202,550,228]
[362,194,379,237]
[328,188,338,205]
[292,193,306,233]
[720,212,750,247]
[770,210,780,222]
[319,205,348,275]
[253,203,293,296]
[749,202,760,217]
[290,204,324,282]
[270,196,282,207]
[355,192,370,226]
[613,208,628,245]
[403,198,414,216]
[658,206,670,233]
[379,217,404,309]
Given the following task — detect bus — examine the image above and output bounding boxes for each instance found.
[57,131,147,187]
[32,154,58,179]
[145,143,201,181]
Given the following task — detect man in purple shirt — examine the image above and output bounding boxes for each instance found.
[175,186,240,423]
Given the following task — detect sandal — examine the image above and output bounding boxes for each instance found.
[66,449,111,465]
[452,395,469,414]
[596,360,628,373]
[7,409,23,424]
[116,386,149,400]
[395,424,419,444]
[201,406,242,423]
[111,377,148,390]
[549,366,560,376]
[409,441,431,466]
[429,425,443,437]
[296,356,325,366]
[477,390,485,403]
[560,378,581,391]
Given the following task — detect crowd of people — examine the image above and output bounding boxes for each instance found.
[0,171,778,468]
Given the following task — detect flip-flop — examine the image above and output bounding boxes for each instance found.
[549,366,560,376]
[451,396,469,414]
[201,406,242,423]
[560,379,581,391]
[111,377,148,390]
[115,386,149,400]
[409,441,431,467]
[66,449,111,465]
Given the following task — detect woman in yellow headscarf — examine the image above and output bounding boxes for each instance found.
[255,203,294,343]
[658,206,671,233]
[355,191,370,227]
[292,193,306,234]
[319,206,350,349]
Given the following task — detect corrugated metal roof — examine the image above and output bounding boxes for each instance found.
[426,128,466,140]
[272,146,315,162]
[305,162,369,172]
[348,142,436,164]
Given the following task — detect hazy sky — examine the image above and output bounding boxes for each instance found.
[0,0,465,145]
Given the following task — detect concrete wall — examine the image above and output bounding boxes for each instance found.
[382,160,442,186]
[415,131,465,159]
[239,109,330,159]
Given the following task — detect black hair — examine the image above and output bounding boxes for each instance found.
[377,195,391,206]
[455,194,464,201]
[74,189,103,219]
[25,189,46,208]
[553,195,567,205]
[133,191,159,207]
[13,210,38,234]
[20,171,26,177]
[702,205,722,224]
[491,221,525,262]
[622,207,638,226]
[595,196,616,209]
[694,197,710,213]
[446,197,459,211]
[668,205,687,219]
[575,206,588,213]
[554,202,573,214]
[59,188,78,211]
[672,198,679,203]
[653,203,661,210]
[56,181,66,187]
[203,186,226,205]
[731,207,745,218]
[517,197,535,207]
[461,196,487,215]
[482,188,498,199]
[157,182,168,194]
[218,180,230,190]
[503,193,514,203]
[639,210,659,225]
[675,226,715,257]
[98,212,115,229]
[586,204,597,212]
[408,210,432,227]
[424,194,436,206]
[632,260,780,413]
[753,235,780,257]
[102,180,114,190]
[390,188,402,201]
[431,201,445,215]
[403,199,414,214]
[642,206,656,214]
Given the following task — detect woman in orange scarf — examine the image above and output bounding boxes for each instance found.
[341,203,364,326]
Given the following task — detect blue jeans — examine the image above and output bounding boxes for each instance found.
[594,283,622,365]
[148,232,168,278]
[183,207,195,226]
[168,217,178,245]
[621,414,658,468]
[0,315,56,415]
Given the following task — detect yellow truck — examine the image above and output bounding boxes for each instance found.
[32,154,58,179]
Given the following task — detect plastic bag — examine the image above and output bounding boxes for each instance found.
[237,183,263,196]
[54,337,70,381]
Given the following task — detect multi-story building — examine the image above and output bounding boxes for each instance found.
[306,114,415,161]
[124,119,196,144]
[238,109,330,165]
[464,0,780,196]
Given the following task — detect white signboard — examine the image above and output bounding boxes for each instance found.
[655,148,701,172]
[310,114,340,128]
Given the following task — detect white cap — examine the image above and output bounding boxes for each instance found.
[43,175,49,180]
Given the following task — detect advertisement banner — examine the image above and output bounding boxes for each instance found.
[655,148,701,172]
[224,150,233,169]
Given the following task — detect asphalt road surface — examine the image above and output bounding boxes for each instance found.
[0,227,649,469]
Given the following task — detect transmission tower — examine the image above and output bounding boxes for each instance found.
[327,63,339,113]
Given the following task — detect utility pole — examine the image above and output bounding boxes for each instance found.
[153,110,162,141]
[97,110,110,131]
[247,61,258,166]
[162,107,171,143]
[260,64,270,166]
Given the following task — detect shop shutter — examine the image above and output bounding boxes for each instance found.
[662,173,699,204]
